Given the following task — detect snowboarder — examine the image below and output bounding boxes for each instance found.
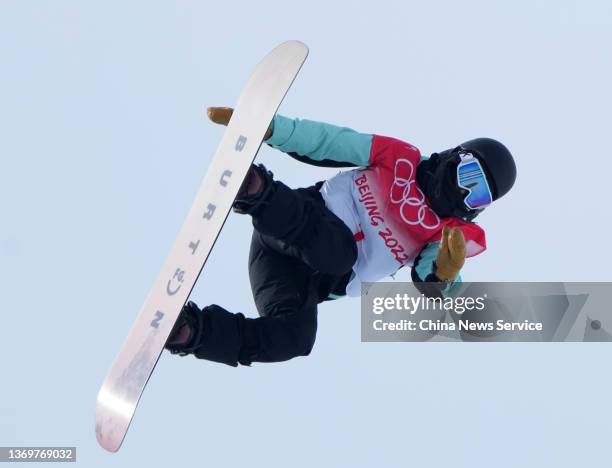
[164,107,517,366]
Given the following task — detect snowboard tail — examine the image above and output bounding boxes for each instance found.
[95,40,308,452]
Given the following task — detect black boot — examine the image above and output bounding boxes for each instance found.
[232,163,275,215]
[165,301,245,367]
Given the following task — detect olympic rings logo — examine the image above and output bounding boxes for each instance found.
[389,158,441,230]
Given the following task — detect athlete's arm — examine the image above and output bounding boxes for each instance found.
[265,114,373,167]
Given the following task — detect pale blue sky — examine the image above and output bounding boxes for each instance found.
[1,1,611,467]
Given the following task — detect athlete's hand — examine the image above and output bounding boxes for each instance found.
[207,106,273,140]
[435,226,466,282]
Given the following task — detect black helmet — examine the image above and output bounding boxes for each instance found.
[416,137,517,220]
[459,138,516,201]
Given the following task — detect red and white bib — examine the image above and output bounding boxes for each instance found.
[320,135,486,296]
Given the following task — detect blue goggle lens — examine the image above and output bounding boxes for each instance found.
[456,157,492,210]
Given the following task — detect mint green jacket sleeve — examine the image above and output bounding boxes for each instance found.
[412,242,462,298]
[266,114,373,167]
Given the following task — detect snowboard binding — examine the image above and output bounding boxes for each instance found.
[233,163,275,215]
[165,301,205,356]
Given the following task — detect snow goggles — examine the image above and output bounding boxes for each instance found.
[456,151,493,210]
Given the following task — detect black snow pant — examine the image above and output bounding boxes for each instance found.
[193,179,357,367]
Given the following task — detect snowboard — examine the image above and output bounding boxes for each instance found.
[95,40,309,452]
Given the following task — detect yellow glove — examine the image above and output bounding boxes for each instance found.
[435,226,466,282]
[206,107,273,140]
